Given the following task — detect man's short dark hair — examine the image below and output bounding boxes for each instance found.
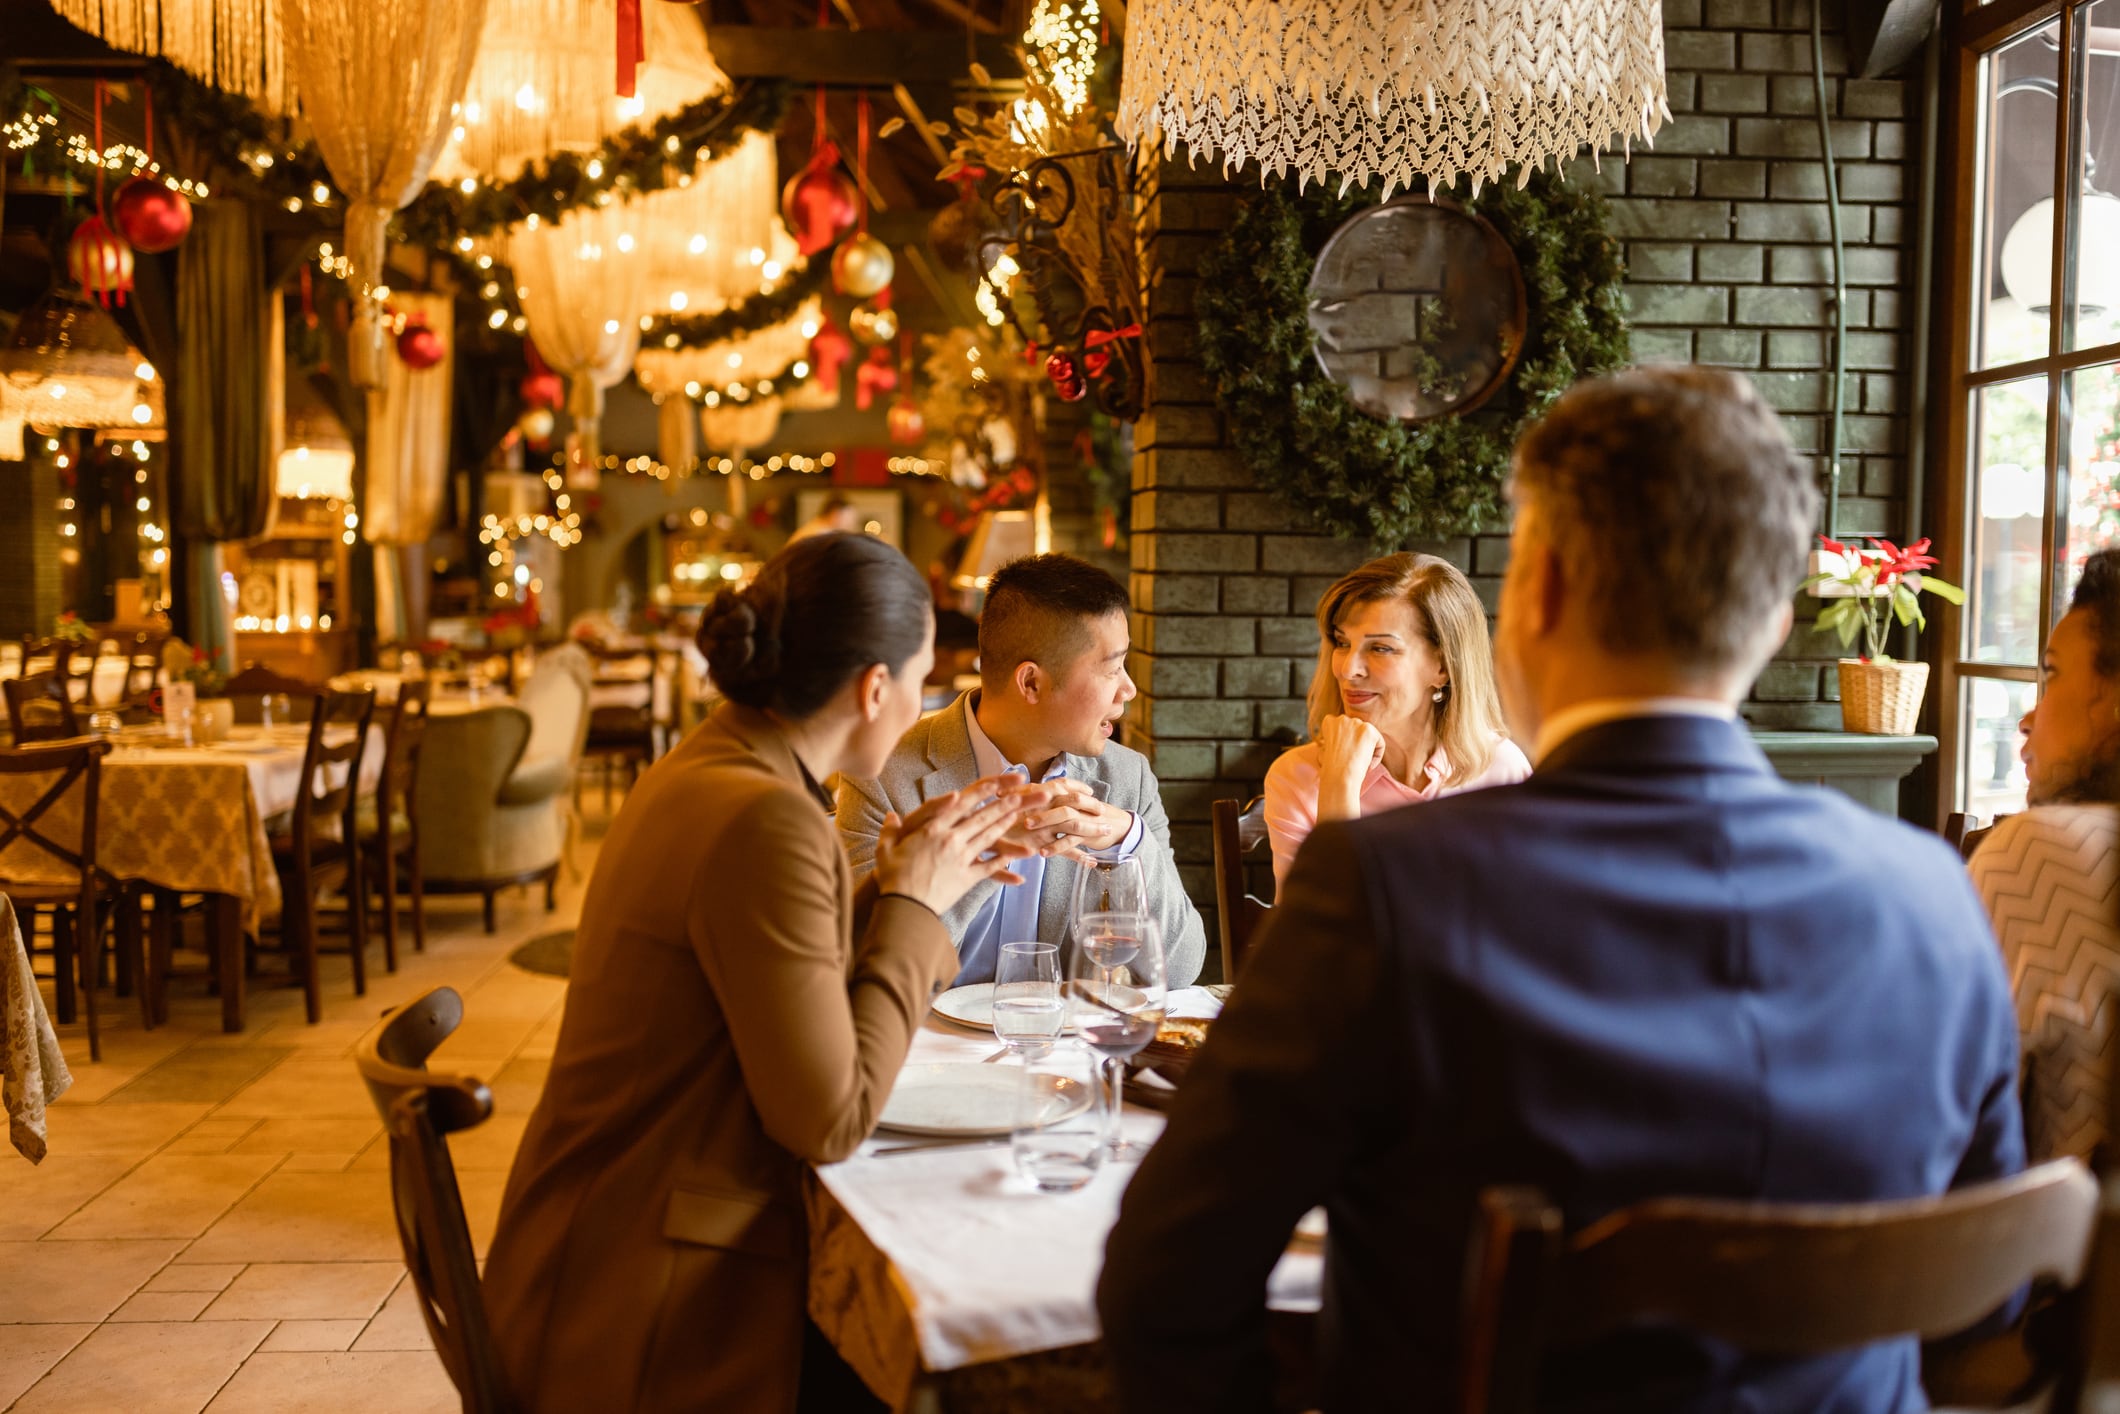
[1512,365,1820,673]
[2070,549,2120,680]
[979,554,1130,690]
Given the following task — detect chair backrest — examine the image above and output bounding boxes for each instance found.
[354,987,514,1414]
[292,687,376,855]
[1458,1159,2102,1414]
[1211,796,1272,981]
[381,680,431,820]
[227,664,324,725]
[20,638,72,680]
[0,740,108,919]
[4,673,82,743]
[518,651,591,766]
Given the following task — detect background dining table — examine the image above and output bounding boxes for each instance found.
[0,722,382,1032]
[808,991,1323,1410]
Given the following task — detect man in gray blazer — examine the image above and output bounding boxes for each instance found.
[838,554,1207,987]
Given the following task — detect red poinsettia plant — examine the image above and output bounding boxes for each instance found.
[1805,535,1966,662]
[483,591,542,647]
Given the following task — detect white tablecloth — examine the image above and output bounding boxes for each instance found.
[812,988,1321,1380]
[106,724,383,817]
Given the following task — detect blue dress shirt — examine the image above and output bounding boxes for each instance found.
[951,705,1145,986]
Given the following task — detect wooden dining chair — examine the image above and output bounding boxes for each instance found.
[363,679,432,968]
[1211,796,1273,982]
[4,673,82,743]
[226,664,323,725]
[355,987,515,1414]
[270,686,376,1023]
[0,738,131,1060]
[1456,1159,2103,1414]
[578,643,657,813]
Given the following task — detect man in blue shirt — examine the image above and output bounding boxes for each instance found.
[839,554,1207,987]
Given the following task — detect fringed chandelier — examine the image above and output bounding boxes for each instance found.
[440,0,726,182]
[502,202,647,476]
[1115,0,1670,196]
[276,0,487,386]
[635,296,821,401]
[46,0,288,113]
[639,134,788,319]
[0,290,164,432]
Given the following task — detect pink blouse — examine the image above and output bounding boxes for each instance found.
[1261,735,1532,886]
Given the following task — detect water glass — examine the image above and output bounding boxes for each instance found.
[1067,914,1167,1162]
[1011,1044,1104,1193]
[88,709,122,737]
[993,942,1063,1057]
[1069,854,1147,924]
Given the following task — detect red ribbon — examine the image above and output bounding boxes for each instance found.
[616,0,642,98]
[855,90,871,236]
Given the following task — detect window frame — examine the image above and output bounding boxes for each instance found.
[1933,0,2119,817]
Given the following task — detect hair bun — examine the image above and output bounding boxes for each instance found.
[699,589,783,707]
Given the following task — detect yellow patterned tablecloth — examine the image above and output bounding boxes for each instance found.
[0,751,282,932]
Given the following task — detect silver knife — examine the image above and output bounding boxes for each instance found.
[867,1136,1010,1157]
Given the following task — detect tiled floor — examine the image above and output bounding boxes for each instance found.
[1,808,601,1412]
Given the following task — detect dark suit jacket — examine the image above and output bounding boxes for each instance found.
[1097,715,2025,1413]
[482,704,958,1413]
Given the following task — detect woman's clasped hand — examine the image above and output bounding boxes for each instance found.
[873,773,1057,913]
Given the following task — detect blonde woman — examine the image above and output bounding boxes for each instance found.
[1263,553,1530,885]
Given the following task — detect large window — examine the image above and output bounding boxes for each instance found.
[1943,0,2120,815]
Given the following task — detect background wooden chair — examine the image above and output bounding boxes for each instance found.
[577,642,657,813]
[268,686,376,1022]
[0,739,134,1060]
[4,673,81,744]
[1211,796,1272,982]
[1457,1160,2102,1414]
[354,987,514,1414]
[226,664,324,724]
[363,679,432,968]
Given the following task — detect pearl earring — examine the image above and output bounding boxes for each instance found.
[1432,685,1447,704]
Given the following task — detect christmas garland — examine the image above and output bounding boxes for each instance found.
[148,64,791,250]
[1194,170,1630,547]
[640,255,830,350]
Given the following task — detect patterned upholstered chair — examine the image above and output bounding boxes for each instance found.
[1970,803,2120,1166]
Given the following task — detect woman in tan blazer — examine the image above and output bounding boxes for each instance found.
[482,533,1047,1412]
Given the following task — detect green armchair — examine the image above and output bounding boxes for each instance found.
[413,655,590,932]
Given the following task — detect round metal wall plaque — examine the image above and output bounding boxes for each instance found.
[1306,197,1529,423]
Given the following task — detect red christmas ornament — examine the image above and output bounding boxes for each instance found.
[112,177,193,253]
[1010,466,1036,494]
[397,321,445,370]
[808,317,855,397]
[68,216,135,307]
[854,345,898,411]
[887,398,925,447]
[781,141,859,257]
[1044,349,1087,402]
[520,370,564,409]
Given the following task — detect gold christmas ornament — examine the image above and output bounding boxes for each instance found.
[1115,0,1669,197]
[831,233,895,299]
[847,300,899,347]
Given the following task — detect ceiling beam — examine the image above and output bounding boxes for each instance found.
[705,26,1017,85]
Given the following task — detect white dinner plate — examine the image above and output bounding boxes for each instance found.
[931,983,1077,1036]
[876,1062,1092,1137]
[206,738,281,754]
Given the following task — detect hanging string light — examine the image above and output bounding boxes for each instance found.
[1021,0,1100,119]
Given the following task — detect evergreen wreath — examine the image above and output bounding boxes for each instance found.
[1195,169,1631,548]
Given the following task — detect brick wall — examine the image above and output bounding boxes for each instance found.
[1126,0,1918,957]
[0,446,63,640]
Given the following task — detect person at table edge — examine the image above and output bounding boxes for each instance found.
[837,552,1208,987]
[1097,366,2024,1413]
[481,533,1052,1413]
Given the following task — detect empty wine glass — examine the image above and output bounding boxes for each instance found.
[993,942,1063,1058]
[1011,1043,1103,1193]
[1068,854,1147,926]
[1067,913,1166,1162]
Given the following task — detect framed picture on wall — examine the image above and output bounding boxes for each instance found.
[797,488,903,549]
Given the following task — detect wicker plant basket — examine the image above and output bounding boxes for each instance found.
[1838,658,1929,735]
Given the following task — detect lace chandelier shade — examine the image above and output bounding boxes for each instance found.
[439,0,727,182]
[275,0,487,386]
[504,202,646,461]
[48,0,288,112]
[635,297,821,398]
[1115,0,1671,196]
[699,396,782,454]
[638,134,788,318]
[0,290,165,432]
